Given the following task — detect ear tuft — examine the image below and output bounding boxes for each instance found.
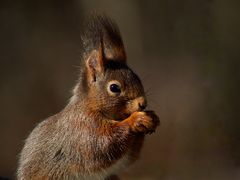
[82,14,127,64]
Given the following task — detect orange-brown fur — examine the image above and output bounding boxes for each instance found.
[17,14,160,180]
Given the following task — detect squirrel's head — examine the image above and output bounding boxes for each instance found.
[72,15,146,120]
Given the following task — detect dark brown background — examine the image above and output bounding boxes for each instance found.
[0,0,240,179]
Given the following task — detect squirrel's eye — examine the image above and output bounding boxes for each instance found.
[110,84,121,93]
[107,80,122,96]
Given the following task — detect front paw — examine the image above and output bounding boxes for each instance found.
[129,111,160,134]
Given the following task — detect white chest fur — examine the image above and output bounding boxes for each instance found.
[73,154,130,180]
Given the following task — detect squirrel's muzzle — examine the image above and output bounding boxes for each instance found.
[126,96,147,113]
[137,97,147,111]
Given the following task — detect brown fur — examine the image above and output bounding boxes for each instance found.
[17,14,160,180]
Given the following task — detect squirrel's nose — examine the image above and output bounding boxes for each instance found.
[138,97,147,111]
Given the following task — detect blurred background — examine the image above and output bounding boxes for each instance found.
[0,0,240,179]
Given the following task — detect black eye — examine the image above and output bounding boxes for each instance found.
[110,84,121,93]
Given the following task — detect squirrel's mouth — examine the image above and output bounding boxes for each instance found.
[101,111,130,121]
[116,113,131,121]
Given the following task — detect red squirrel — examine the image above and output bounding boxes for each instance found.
[17,14,160,180]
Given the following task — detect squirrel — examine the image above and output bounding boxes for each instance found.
[17,14,160,180]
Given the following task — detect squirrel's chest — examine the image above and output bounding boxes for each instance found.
[104,153,130,175]
[74,154,130,180]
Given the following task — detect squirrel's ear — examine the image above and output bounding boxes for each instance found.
[85,46,104,82]
[103,36,126,63]
[82,15,127,66]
